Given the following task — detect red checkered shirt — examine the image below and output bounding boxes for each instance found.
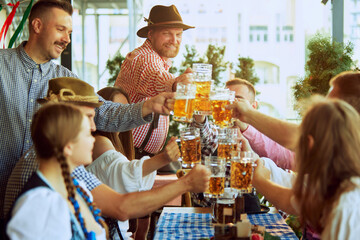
[115,39,176,154]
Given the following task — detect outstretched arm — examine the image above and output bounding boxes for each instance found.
[142,92,175,116]
[142,137,180,176]
[227,99,299,150]
[91,164,210,220]
[252,160,297,215]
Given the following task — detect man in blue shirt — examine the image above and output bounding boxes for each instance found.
[0,0,187,233]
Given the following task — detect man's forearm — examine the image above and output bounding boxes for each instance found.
[245,110,299,150]
[92,178,189,221]
[254,178,297,215]
[142,153,169,176]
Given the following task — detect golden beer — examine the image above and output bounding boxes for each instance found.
[173,98,195,122]
[205,177,225,196]
[211,100,232,127]
[217,143,234,161]
[230,161,253,192]
[181,136,201,167]
[194,80,212,114]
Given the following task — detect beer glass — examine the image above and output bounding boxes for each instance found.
[210,89,235,128]
[214,188,237,223]
[193,63,212,115]
[180,127,201,169]
[218,128,238,187]
[204,156,226,198]
[217,128,238,163]
[173,83,197,123]
[230,151,257,193]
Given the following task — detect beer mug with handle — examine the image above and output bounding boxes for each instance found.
[173,83,197,123]
[230,151,257,193]
[210,89,235,128]
[204,156,226,198]
[180,127,201,169]
[193,63,212,115]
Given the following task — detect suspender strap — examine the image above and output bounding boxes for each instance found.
[136,113,160,154]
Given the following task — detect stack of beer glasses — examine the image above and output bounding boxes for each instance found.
[193,63,213,115]
[210,89,235,128]
[218,128,239,187]
[173,82,197,123]
[180,127,201,169]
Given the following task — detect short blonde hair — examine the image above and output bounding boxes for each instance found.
[225,78,256,102]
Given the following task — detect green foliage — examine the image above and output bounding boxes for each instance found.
[169,66,178,74]
[285,215,303,239]
[178,45,200,73]
[293,34,356,104]
[234,57,260,86]
[199,44,228,86]
[106,52,126,86]
[264,232,281,240]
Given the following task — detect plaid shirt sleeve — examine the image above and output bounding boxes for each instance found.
[94,95,152,133]
[72,165,102,191]
[4,147,38,218]
[191,117,218,160]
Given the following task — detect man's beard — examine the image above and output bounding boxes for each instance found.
[157,44,180,58]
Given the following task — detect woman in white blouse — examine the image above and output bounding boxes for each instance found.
[7,103,108,240]
[87,87,180,240]
[250,97,360,239]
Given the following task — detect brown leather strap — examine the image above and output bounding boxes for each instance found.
[136,113,160,154]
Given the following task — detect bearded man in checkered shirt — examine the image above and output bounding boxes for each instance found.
[115,5,195,159]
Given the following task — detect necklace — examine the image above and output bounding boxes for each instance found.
[69,177,104,240]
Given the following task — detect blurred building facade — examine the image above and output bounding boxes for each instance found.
[4,0,360,120]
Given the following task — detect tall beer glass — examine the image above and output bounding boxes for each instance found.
[210,89,235,128]
[180,127,201,169]
[173,83,197,123]
[193,63,212,115]
[204,156,226,198]
[218,128,238,162]
[230,151,257,193]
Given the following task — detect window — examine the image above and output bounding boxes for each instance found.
[282,25,294,42]
[249,25,268,43]
[238,14,241,42]
[254,61,280,84]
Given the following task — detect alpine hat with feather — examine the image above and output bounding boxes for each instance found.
[137,5,194,38]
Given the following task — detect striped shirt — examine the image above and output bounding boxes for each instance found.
[115,39,176,154]
[1,42,152,218]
